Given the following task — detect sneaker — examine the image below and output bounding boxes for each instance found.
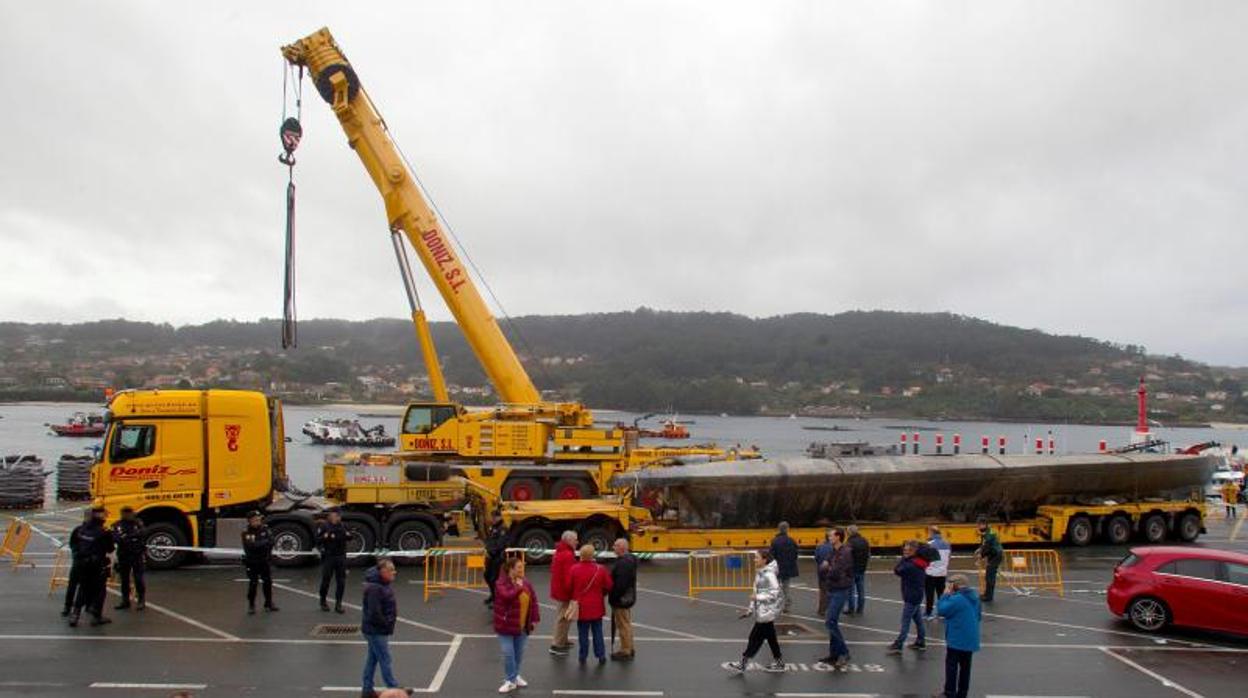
[725,660,746,673]
[764,660,786,673]
[548,645,569,656]
[497,681,516,694]
[886,645,902,655]
[834,655,850,671]
[923,614,935,622]
[909,642,927,651]
[514,676,528,688]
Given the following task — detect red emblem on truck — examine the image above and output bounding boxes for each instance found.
[225,424,241,452]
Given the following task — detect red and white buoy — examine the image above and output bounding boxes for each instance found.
[1132,377,1151,445]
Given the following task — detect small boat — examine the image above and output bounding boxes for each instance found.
[302,418,395,447]
[801,425,855,432]
[49,412,106,437]
[638,419,690,439]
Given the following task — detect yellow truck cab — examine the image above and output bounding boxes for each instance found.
[95,389,479,569]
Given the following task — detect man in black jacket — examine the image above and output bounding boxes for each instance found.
[111,506,146,610]
[61,508,93,618]
[68,506,114,627]
[770,521,799,614]
[609,538,638,660]
[482,515,508,609]
[846,524,871,615]
[317,508,352,613]
[361,559,409,697]
[242,511,278,614]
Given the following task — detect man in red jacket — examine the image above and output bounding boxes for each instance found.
[548,530,578,655]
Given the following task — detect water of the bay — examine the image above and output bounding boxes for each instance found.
[3,401,1243,505]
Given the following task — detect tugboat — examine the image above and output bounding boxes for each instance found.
[301,418,396,447]
[49,412,107,437]
[634,414,690,439]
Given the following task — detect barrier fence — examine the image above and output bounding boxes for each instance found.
[687,549,756,599]
[48,548,69,595]
[1,518,33,569]
[981,548,1064,597]
[423,547,488,602]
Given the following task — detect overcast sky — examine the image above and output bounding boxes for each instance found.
[2,1,1246,365]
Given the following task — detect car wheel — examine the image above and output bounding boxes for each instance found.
[142,522,188,570]
[1175,512,1201,542]
[1127,596,1170,632]
[269,522,314,567]
[1067,516,1093,546]
[1140,514,1167,544]
[1105,516,1132,545]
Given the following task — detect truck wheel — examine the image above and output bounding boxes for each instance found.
[552,478,591,500]
[1176,512,1201,542]
[388,520,437,566]
[578,525,615,553]
[1127,596,1169,632]
[1104,516,1131,545]
[143,522,188,570]
[342,518,377,566]
[503,478,543,502]
[1066,516,1093,546]
[1140,514,1167,544]
[269,522,314,567]
[514,526,555,565]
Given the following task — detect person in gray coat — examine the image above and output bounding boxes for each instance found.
[727,549,786,673]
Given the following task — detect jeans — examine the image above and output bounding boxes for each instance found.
[847,571,866,613]
[924,575,946,616]
[893,601,925,647]
[943,647,973,698]
[362,633,398,690]
[743,621,781,660]
[498,633,528,683]
[577,619,605,661]
[824,588,850,659]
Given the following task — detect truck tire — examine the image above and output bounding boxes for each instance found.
[1176,512,1201,542]
[269,521,314,567]
[1140,514,1167,544]
[1127,596,1169,632]
[577,525,616,553]
[514,526,555,565]
[143,522,189,570]
[388,520,438,566]
[1104,516,1131,545]
[341,518,378,566]
[552,478,591,500]
[1066,516,1093,546]
[503,477,543,502]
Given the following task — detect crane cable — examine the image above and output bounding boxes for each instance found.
[278,63,304,349]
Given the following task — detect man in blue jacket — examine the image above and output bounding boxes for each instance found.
[769,521,799,614]
[936,573,982,698]
[360,559,412,697]
[887,540,927,653]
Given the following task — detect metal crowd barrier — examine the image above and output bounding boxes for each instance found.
[687,549,755,599]
[981,548,1064,597]
[1,518,33,569]
[423,547,488,602]
[48,548,69,595]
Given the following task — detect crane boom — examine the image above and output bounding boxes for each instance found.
[281,27,541,405]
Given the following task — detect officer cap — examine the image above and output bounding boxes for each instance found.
[247,510,263,519]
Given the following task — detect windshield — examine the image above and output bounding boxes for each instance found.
[402,405,456,435]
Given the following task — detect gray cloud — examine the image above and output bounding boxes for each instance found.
[2,1,1245,364]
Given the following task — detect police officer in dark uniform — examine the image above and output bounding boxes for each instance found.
[482,514,508,609]
[69,506,115,627]
[61,508,94,618]
[316,508,352,613]
[111,506,146,610]
[242,511,279,614]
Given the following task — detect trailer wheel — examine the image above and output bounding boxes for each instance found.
[388,520,438,566]
[503,478,543,502]
[1066,516,1093,546]
[270,522,314,567]
[577,525,616,554]
[1176,512,1201,542]
[1104,516,1132,545]
[1140,514,1167,544]
[143,523,188,570]
[552,478,591,500]
[514,526,555,565]
[342,519,377,565]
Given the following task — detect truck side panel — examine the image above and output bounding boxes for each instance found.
[205,392,274,508]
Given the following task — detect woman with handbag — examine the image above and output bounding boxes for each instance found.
[494,557,541,693]
[727,549,786,673]
[567,544,614,665]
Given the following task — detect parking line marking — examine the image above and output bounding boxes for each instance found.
[90,683,208,690]
[1100,647,1204,697]
[272,581,457,638]
[551,692,665,696]
[419,634,462,694]
[105,589,239,641]
[776,694,880,697]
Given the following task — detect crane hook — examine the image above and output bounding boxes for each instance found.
[278,116,302,167]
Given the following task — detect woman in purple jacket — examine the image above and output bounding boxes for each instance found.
[494,557,542,694]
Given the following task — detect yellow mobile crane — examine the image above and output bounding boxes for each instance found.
[280,28,748,515]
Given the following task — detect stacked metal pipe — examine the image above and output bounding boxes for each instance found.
[0,455,47,509]
[56,455,95,500]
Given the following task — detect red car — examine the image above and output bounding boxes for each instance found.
[1107,546,1248,636]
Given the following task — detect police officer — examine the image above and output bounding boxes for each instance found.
[242,511,279,614]
[482,514,508,609]
[111,506,146,611]
[69,506,115,627]
[316,508,351,613]
[61,508,94,618]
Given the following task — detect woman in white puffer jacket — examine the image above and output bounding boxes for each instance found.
[727,549,786,673]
